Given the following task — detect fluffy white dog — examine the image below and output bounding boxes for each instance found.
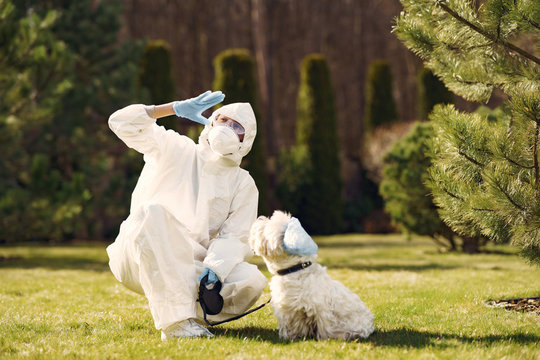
[249,210,374,341]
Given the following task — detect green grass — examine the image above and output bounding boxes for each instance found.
[0,235,538,359]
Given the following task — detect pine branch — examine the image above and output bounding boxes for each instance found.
[472,207,495,212]
[520,11,540,30]
[436,0,540,65]
[458,149,484,166]
[442,187,464,201]
[493,179,525,211]
[455,79,496,86]
[502,153,534,169]
[534,120,539,189]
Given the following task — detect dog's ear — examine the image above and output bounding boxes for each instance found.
[282,217,318,255]
[249,216,269,256]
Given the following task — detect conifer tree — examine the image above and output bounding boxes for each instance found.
[0,0,146,241]
[395,0,540,264]
[138,40,177,130]
[0,1,75,241]
[213,49,269,215]
[364,60,399,133]
[280,54,343,234]
[417,67,454,120]
[45,0,146,239]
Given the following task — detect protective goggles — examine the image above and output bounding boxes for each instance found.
[213,114,245,140]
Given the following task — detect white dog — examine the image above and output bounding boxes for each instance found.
[249,210,374,341]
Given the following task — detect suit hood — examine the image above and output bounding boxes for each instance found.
[198,102,257,167]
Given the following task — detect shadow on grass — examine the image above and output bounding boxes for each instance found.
[322,262,461,272]
[0,255,109,272]
[368,328,540,348]
[212,326,540,347]
[212,326,282,343]
[317,241,421,249]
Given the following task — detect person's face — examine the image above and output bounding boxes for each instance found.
[212,114,245,142]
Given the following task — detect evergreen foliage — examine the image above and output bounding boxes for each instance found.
[364,60,399,133]
[395,0,540,264]
[276,145,311,217]
[212,49,268,215]
[138,40,177,130]
[0,0,145,241]
[278,54,343,234]
[380,122,488,252]
[416,67,454,120]
[0,1,76,241]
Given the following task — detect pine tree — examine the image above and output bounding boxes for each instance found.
[395,0,540,264]
[364,60,399,133]
[138,40,177,130]
[417,67,454,120]
[213,49,269,215]
[280,54,343,234]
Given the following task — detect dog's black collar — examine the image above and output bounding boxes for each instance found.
[277,261,312,276]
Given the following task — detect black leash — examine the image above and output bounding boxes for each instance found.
[200,296,272,327]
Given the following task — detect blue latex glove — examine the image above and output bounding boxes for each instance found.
[198,268,219,288]
[173,90,225,126]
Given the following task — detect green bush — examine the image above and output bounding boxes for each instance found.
[416,67,454,120]
[138,40,176,130]
[213,49,268,215]
[380,122,463,251]
[278,54,343,234]
[381,119,497,253]
[364,60,398,133]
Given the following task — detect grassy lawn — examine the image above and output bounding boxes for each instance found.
[0,234,538,359]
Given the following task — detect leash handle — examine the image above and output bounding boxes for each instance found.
[200,297,272,327]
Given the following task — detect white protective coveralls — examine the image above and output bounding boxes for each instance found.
[106,102,268,331]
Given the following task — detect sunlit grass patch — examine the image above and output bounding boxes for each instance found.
[0,235,538,359]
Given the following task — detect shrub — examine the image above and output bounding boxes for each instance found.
[380,122,479,251]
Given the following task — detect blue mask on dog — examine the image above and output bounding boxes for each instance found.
[283,217,318,255]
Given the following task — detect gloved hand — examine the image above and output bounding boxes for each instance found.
[198,268,220,289]
[173,90,225,126]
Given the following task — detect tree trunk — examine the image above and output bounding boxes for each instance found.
[461,235,482,253]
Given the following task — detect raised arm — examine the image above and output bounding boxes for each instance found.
[108,91,225,156]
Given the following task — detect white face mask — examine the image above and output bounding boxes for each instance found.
[208,125,240,156]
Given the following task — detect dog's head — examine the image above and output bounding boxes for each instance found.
[249,210,318,271]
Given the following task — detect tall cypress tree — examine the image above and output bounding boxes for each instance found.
[395,0,540,264]
[213,49,268,215]
[138,40,177,130]
[364,60,399,133]
[416,67,454,120]
[295,54,343,234]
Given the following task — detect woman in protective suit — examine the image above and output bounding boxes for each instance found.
[106,91,267,339]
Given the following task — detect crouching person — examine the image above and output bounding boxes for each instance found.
[106,91,267,339]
